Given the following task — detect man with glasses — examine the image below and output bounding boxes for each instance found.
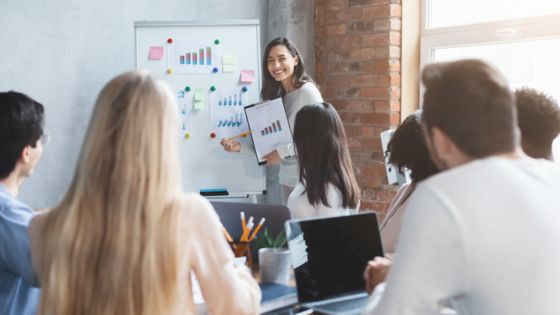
[0,91,46,315]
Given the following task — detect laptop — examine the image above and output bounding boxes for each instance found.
[284,212,383,315]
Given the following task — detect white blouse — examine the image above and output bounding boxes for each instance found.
[287,182,359,219]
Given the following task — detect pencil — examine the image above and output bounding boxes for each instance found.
[248,218,266,241]
[221,224,234,243]
[240,211,247,235]
[241,220,254,242]
[226,130,254,141]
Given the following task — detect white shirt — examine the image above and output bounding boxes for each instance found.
[287,182,358,219]
[380,182,415,254]
[363,156,560,315]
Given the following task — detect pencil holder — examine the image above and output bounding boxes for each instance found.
[228,241,253,268]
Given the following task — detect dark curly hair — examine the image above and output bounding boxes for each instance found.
[386,111,438,182]
[515,87,560,159]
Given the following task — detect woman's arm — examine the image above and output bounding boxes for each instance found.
[183,195,261,315]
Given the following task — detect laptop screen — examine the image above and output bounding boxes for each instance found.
[285,212,383,303]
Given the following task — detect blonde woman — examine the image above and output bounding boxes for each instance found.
[28,71,260,315]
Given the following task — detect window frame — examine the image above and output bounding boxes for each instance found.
[420,0,560,81]
[419,1,560,159]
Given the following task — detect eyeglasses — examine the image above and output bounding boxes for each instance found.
[41,133,51,145]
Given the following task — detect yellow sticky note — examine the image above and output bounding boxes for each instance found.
[223,64,236,73]
[222,54,237,65]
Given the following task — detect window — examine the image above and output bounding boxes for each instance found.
[421,1,560,160]
[427,0,560,29]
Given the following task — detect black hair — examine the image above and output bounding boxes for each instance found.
[293,103,360,209]
[386,111,438,182]
[515,87,560,159]
[0,91,44,179]
[261,37,317,100]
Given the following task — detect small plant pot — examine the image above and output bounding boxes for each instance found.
[258,247,291,285]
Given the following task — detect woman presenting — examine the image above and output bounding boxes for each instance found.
[221,37,323,205]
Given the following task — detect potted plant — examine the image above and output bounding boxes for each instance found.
[255,228,291,285]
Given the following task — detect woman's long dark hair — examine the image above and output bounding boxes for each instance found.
[261,37,316,100]
[294,103,361,209]
[387,111,438,182]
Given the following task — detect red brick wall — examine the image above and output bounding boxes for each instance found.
[315,0,402,217]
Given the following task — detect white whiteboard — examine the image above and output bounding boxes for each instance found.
[135,20,266,196]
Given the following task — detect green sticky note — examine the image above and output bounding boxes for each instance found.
[193,89,205,109]
[194,89,204,101]
[193,101,204,109]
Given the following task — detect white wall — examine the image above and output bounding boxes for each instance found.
[0,0,261,207]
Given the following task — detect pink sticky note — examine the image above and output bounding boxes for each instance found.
[148,46,164,60]
[240,70,255,83]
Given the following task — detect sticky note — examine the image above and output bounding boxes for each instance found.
[223,64,236,73]
[193,89,205,109]
[240,70,255,84]
[222,54,237,65]
[148,46,164,60]
[222,54,237,73]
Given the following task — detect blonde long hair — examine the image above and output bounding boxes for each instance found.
[38,71,183,315]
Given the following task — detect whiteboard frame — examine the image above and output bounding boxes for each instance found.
[134,20,266,197]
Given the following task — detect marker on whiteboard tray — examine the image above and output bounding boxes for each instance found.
[199,188,229,196]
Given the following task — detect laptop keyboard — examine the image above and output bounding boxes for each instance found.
[314,296,368,314]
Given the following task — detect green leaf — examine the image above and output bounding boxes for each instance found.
[255,228,285,248]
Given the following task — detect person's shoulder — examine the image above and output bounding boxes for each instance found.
[176,193,217,222]
[299,82,322,96]
[0,192,34,222]
[29,209,50,234]
[287,182,306,205]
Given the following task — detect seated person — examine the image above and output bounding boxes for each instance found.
[0,91,45,315]
[287,102,361,218]
[379,111,438,254]
[28,71,260,315]
[515,87,560,160]
[362,59,560,315]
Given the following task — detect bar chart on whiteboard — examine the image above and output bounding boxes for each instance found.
[211,87,249,138]
[170,40,222,74]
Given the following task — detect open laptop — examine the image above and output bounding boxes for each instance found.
[285,212,383,315]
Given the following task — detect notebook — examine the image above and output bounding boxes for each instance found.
[285,212,384,315]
